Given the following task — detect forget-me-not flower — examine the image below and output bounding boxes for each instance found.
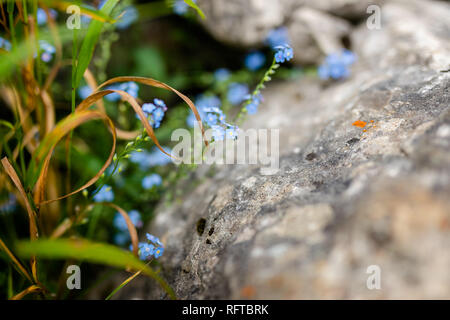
[274,44,293,63]
[93,185,114,202]
[214,68,231,82]
[37,8,58,26]
[245,51,266,71]
[113,210,143,232]
[266,27,290,49]
[39,40,56,62]
[227,83,249,106]
[318,49,356,80]
[134,233,164,260]
[142,173,162,189]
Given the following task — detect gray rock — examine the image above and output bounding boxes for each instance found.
[111,0,450,299]
[195,0,384,64]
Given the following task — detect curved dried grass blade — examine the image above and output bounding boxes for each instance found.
[0,238,33,284]
[9,284,42,300]
[97,76,208,147]
[99,203,139,258]
[1,157,39,283]
[84,69,140,140]
[77,89,175,160]
[26,110,116,206]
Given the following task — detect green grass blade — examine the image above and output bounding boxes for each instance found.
[74,0,119,88]
[16,238,176,299]
[184,0,205,19]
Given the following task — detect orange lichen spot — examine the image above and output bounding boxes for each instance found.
[240,285,256,298]
[370,120,374,123]
[363,129,367,132]
[352,120,367,128]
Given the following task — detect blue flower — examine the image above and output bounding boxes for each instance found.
[196,95,221,110]
[115,6,138,30]
[205,113,218,126]
[104,82,139,101]
[114,232,130,246]
[245,51,266,71]
[139,98,166,128]
[187,95,222,128]
[227,83,249,105]
[173,0,196,15]
[153,246,164,259]
[274,44,294,63]
[318,49,356,80]
[142,103,156,114]
[130,147,172,169]
[120,81,139,98]
[146,233,163,247]
[113,210,143,232]
[134,233,164,260]
[266,27,290,48]
[39,40,56,62]
[211,125,225,141]
[93,185,114,202]
[214,68,230,82]
[78,86,92,100]
[246,101,258,115]
[142,173,162,189]
[0,194,16,214]
[153,108,165,125]
[245,94,262,115]
[225,126,239,140]
[37,8,57,26]
[0,37,12,51]
[153,98,167,110]
[138,242,155,261]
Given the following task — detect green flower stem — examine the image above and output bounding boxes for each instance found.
[234,57,279,126]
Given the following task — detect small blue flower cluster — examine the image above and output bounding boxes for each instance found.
[129,146,172,170]
[105,81,139,101]
[113,210,143,246]
[173,0,196,15]
[266,27,291,49]
[39,40,56,63]
[142,173,162,190]
[134,233,164,260]
[93,185,114,202]
[37,8,58,26]
[0,37,12,51]
[139,98,167,128]
[245,51,266,71]
[0,194,16,214]
[245,93,263,115]
[78,82,139,101]
[318,49,356,80]
[187,94,239,141]
[274,44,294,63]
[227,83,249,106]
[214,68,230,82]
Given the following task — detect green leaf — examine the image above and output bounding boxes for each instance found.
[16,238,176,299]
[74,0,120,88]
[183,0,205,19]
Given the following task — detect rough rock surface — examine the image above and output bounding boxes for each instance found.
[113,0,450,299]
[196,0,385,64]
